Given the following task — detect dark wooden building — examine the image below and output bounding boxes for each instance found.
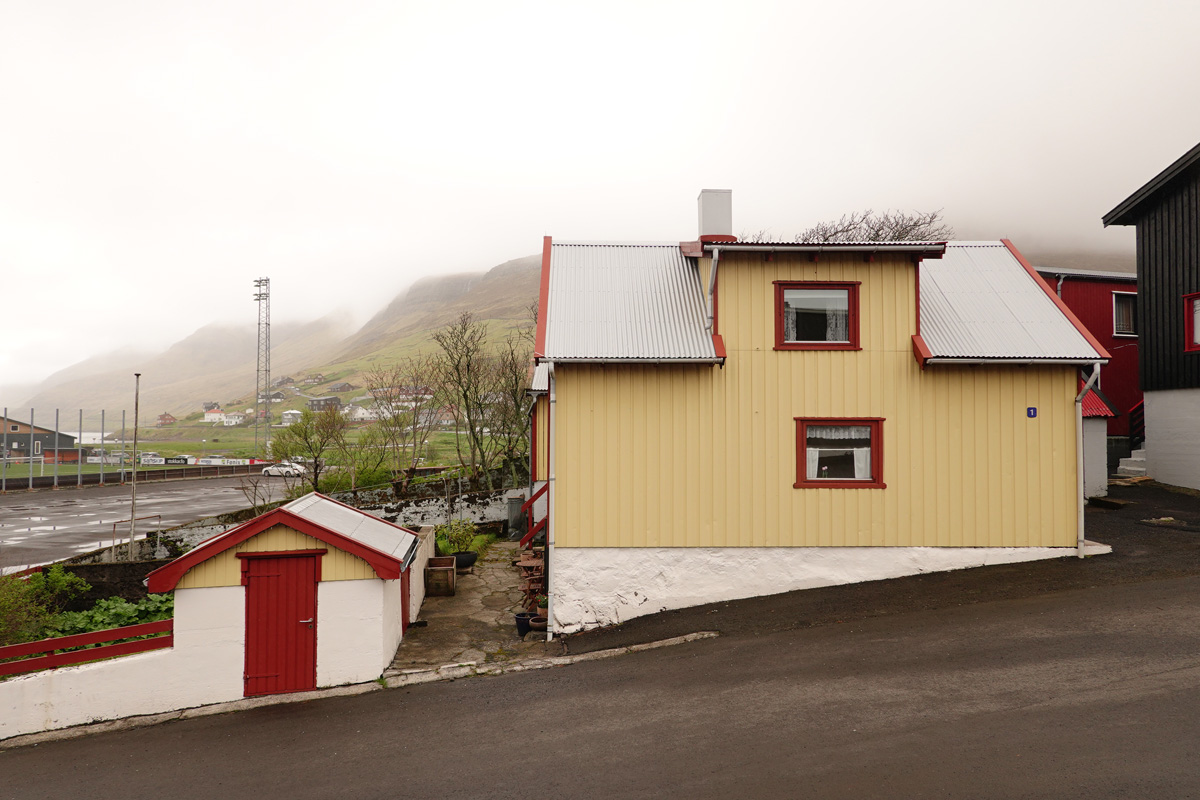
[1103,140,1200,489]
[1,418,81,461]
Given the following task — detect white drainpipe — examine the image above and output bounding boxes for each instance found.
[706,247,721,331]
[546,362,556,641]
[1075,362,1101,558]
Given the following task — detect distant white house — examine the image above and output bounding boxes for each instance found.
[204,408,226,424]
[280,409,303,426]
[223,412,247,427]
[344,404,381,423]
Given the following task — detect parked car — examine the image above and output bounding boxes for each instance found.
[262,462,305,477]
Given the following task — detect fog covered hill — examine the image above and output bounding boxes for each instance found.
[16,254,542,427]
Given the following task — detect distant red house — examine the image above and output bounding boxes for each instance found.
[157,413,177,427]
[1036,266,1141,437]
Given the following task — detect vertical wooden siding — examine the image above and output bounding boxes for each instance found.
[1136,168,1200,391]
[534,395,550,482]
[176,524,375,589]
[553,252,1078,549]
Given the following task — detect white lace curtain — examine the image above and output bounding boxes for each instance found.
[826,309,848,342]
[806,425,871,480]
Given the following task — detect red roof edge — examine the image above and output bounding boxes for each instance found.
[911,334,931,370]
[679,240,704,258]
[712,333,727,360]
[1001,239,1112,361]
[146,506,403,592]
[534,235,551,359]
[699,234,737,244]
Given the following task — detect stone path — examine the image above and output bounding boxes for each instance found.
[389,541,561,671]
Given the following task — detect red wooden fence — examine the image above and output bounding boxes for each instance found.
[0,620,173,677]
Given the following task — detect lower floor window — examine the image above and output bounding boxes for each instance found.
[794,417,885,488]
[1186,292,1200,353]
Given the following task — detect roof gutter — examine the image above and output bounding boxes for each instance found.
[922,357,1110,365]
[544,357,726,365]
[702,243,946,255]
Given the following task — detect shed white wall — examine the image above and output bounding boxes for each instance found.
[1144,388,1200,491]
[316,579,389,687]
[0,586,244,741]
[1083,417,1109,498]
[551,545,1109,633]
[407,527,436,623]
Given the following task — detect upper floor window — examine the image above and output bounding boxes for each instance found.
[774,281,861,351]
[1113,292,1137,337]
[1186,292,1200,353]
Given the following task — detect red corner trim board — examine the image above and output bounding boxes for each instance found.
[534,236,551,359]
[1001,239,1112,360]
[911,334,932,369]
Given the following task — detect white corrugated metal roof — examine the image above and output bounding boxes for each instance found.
[282,493,418,563]
[921,242,1105,361]
[542,242,717,361]
[529,363,549,393]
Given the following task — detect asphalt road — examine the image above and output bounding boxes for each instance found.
[0,477,280,570]
[4,572,1199,798]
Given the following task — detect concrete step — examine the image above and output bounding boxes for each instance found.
[1117,453,1147,476]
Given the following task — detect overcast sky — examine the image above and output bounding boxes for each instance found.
[3,0,1199,395]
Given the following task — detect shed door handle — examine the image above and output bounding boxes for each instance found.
[299,618,313,623]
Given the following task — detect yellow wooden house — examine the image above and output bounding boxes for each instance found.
[532,191,1112,633]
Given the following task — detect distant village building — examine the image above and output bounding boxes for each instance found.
[202,401,221,412]
[271,376,295,388]
[343,405,379,423]
[224,412,247,426]
[301,374,325,385]
[157,413,178,427]
[204,408,226,424]
[0,417,84,462]
[308,396,342,412]
[280,410,304,426]
[327,382,357,393]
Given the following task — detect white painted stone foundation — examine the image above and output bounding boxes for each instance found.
[1144,388,1200,491]
[550,544,1110,633]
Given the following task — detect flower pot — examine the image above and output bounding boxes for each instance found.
[453,551,478,572]
[536,604,548,619]
[529,616,547,632]
[514,611,536,637]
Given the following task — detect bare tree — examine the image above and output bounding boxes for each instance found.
[329,422,390,493]
[237,474,278,514]
[742,209,954,244]
[364,356,441,490]
[794,209,954,242]
[268,406,347,493]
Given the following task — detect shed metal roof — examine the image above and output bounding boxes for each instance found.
[529,362,549,393]
[541,242,718,361]
[282,493,417,563]
[920,242,1107,362]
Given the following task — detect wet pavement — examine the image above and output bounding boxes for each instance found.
[0,476,286,571]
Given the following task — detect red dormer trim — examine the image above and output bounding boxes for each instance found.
[534,236,552,359]
[1001,239,1111,360]
[699,234,737,244]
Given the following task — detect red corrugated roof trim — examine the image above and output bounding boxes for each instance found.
[1079,381,1119,418]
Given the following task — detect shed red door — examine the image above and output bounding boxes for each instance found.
[243,555,317,697]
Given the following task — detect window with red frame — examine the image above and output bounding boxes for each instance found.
[774,282,861,350]
[1186,292,1200,353]
[794,418,885,489]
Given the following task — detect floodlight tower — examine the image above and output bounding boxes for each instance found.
[253,277,271,457]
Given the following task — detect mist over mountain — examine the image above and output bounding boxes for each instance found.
[16,255,541,426]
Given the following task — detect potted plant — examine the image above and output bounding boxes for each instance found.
[535,593,548,618]
[437,518,479,571]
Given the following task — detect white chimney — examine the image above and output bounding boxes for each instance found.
[697,189,734,242]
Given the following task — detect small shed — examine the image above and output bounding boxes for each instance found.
[1082,386,1119,498]
[147,494,429,697]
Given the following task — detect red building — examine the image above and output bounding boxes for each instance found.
[1036,266,1140,438]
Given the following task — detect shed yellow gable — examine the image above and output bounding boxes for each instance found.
[553,251,1079,549]
[175,523,378,589]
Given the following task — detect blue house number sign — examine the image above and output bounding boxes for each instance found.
[1027,407,1037,418]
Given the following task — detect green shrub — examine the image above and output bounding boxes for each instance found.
[51,594,174,639]
[0,566,91,646]
[435,519,477,554]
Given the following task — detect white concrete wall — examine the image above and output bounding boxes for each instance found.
[0,586,244,741]
[407,527,436,623]
[1083,417,1109,498]
[380,578,405,673]
[1144,388,1200,491]
[551,546,1099,633]
[316,579,386,687]
[386,490,510,530]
